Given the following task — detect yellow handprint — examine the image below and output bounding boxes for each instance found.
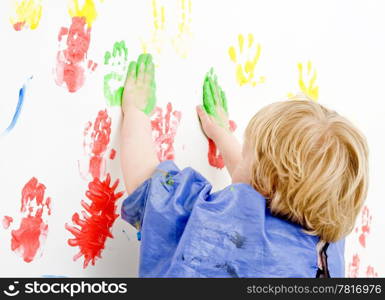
[68,0,99,28]
[228,34,265,87]
[10,0,42,31]
[172,0,193,58]
[288,61,319,101]
[142,0,166,55]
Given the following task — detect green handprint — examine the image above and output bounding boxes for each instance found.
[203,68,228,127]
[103,41,128,106]
[126,53,157,115]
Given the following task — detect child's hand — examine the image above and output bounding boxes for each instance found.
[122,53,156,116]
[197,68,231,141]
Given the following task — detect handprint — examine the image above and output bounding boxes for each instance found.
[288,61,319,101]
[151,102,182,161]
[123,53,156,115]
[68,0,99,28]
[202,68,237,169]
[55,0,100,93]
[10,0,42,31]
[142,0,166,55]
[6,177,52,262]
[228,34,265,87]
[172,0,193,58]
[54,17,97,93]
[103,41,129,106]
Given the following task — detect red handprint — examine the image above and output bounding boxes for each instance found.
[8,177,52,263]
[54,17,97,93]
[151,102,182,161]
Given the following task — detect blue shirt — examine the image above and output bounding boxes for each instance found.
[121,161,345,277]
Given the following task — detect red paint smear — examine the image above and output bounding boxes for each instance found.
[2,216,13,229]
[87,110,111,179]
[366,265,378,277]
[358,205,371,248]
[13,21,25,31]
[347,254,360,278]
[11,177,51,263]
[55,17,96,93]
[65,174,123,268]
[207,120,237,169]
[151,102,182,161]
[109,149,116,160]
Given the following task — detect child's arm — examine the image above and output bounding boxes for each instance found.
[120,54,159,194]
[197,70,242,179]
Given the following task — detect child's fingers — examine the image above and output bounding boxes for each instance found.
[136,60,146,83]
[144,55,155,84]
[203,78,216,116]
[196,105,211,125]
[136,53,147,79]
[220,89,228,113]
[207,75,217,106]
[125,61,137,86]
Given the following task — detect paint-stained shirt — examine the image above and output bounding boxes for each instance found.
[121,161,345,278]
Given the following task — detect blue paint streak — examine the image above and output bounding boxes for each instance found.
[2,77,32,135]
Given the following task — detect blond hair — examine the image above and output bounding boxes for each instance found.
[245,99,369,242]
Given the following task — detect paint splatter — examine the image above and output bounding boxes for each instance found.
[208,120,237,169]
[215,262,239,278]
[288,61,319,101]
[10,0,42,31]
[65,174,123,268]
[358,205,372,248]
[172,0,193,58]
[83,110,111,180]
[151,102,182,161]
[347,254,360,278]
[122,229,130,241]
[142,0,166,55]
[109,149,116,160]
[2,216,14,229]
[10,178,51,263]
[2,77,31,136]
[228,34,265,87]
[228,232,246,249]
[365,265,378,277]
[103,41,129,106]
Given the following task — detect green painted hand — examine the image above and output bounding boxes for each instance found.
[123,53,156,115]
[202,68,229,128]
[103,41,129,106]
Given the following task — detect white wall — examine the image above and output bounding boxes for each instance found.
[0,0,383,277]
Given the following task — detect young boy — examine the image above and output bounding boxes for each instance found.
[120,54,369,277]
